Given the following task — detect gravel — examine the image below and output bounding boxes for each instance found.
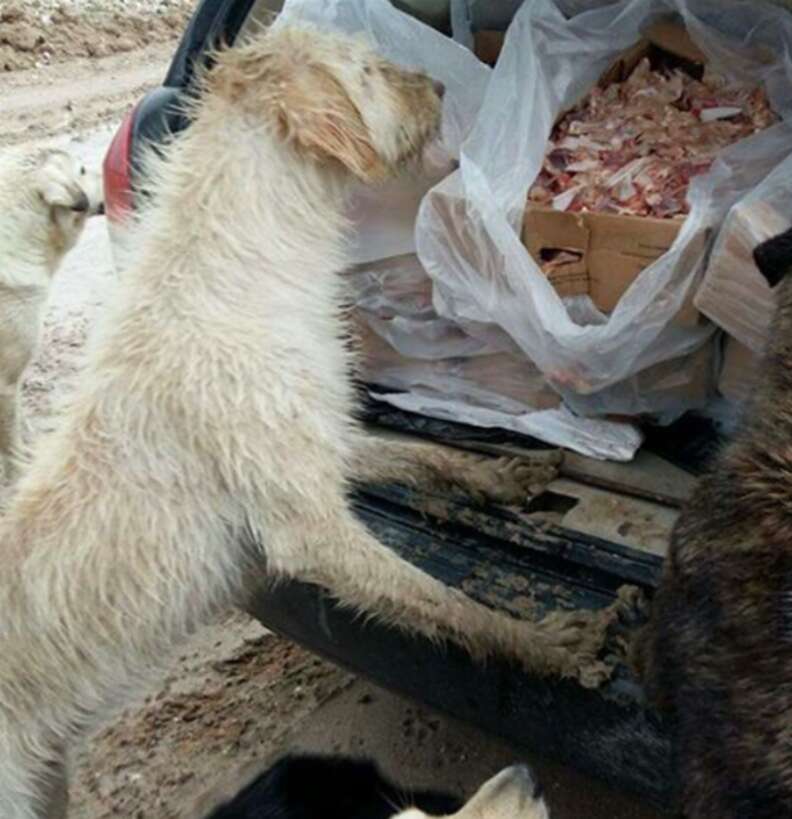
[0,0,197,71]
[11,0,194,19]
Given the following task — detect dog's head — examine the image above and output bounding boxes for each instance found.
[395,765,549,819]
[33,149,104,218]
[206,26,444,182]
[30,149,104,260]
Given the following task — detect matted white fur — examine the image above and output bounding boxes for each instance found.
[0,148,103,481]
[0,26,632,818]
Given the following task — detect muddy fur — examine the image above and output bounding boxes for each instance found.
[0,25,635,819]
[637,225,792,817]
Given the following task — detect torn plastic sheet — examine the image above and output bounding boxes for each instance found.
[356,311,639,462]
[369,390,644,461]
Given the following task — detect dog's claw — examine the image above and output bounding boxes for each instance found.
[463,451,562,506]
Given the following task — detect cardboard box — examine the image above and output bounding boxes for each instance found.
[521,19,712,324]
[353,312,561,411]
[522,207,703,325]
[696,199,789,353]
[473,30,504,67]
[719,336,761,402]
[474,18,704,69]
[642,19,706,65]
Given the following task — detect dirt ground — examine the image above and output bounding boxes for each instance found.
[0,0,194,72]
[0,5,666,817]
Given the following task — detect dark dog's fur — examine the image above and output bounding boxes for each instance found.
[636,225,792,817]
[200,755,462,819]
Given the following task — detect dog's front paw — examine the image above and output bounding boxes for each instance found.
[498,452,562,502]
[459,450,562,506]
[523,586,646,688]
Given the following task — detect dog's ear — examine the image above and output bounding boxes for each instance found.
[207,36,389,181]
[270,66,388,182]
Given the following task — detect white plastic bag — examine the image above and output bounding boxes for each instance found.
[348,256,644,459]
[275,0,792,459]
[418,0,792,415]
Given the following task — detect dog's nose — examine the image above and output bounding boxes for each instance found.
[96,202,106,216]
[70,190,90,213]
[433,80,445,99]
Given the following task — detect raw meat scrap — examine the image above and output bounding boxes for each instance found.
[528,57,778,220]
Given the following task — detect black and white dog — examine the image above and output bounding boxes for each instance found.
[198,754,548,819]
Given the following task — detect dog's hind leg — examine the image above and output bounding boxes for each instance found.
[349,435,561,505]
[284,511,624,687]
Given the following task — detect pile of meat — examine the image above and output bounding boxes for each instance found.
[528,58,777,218]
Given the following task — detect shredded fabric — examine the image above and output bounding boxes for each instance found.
[528,58,777,219]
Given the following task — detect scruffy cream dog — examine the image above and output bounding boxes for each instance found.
[0,147,103,480]
[0,26,628,818]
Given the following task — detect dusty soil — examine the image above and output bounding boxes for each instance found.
[0,0,195,72]
[0,42,179,147]
[71,618,355,819]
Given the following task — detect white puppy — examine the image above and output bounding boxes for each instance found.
[0,147,103,480]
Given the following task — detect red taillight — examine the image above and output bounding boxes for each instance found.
[103,105,138,224]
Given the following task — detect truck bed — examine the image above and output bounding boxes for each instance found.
[248,399,721,810]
